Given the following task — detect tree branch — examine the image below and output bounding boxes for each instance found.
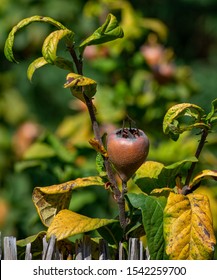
[182,128,209,194]
[68,45,127,231]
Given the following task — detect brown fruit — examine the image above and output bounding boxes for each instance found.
[107,128,149,182]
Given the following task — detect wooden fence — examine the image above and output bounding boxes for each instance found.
[0,232,149,260]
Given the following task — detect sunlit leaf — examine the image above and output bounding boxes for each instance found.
[16,231,46,247]
[15,160,46,173]
[163,103,206,141]
[47,209,118,240]
[133,158,198,193]
[64,72,97,102]
[23,142,56,159]
[32,176,104,227]
[89,138,108,157]
[133,161,164,192]
[4,15,68,63]
[189,170,217,191]
[43,131,76,163]
[27,57,48,81]
[96,153,107,177]
[164,192,216,259]
[17,231,46,260]
[42,29,74,65]
[79,13,124,55]
[206,98,217,121]
[206,98,217,127]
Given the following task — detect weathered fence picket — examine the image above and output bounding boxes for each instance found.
[0,232,148,260]
[3,236,17,260]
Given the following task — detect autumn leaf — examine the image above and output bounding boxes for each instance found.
[89,138,108,157]
[189,169,217,191]
[64,72,97,103]
[27,57,48,82]
[32,176,104,227]
[164,192,216,259]
[47,209,118,240]
[163,103,207,141]
[42,29,74,65]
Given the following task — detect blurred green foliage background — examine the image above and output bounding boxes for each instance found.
[0,0,217,253]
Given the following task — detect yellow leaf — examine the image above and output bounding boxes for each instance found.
[189,169,217,190]
[32,176,104,227]
[164,192,216,259]
[47,209,118,240]
[89,138,108,157]
[64,72,97,103]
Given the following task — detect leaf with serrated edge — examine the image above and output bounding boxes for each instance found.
[32,176,104,227]
[27,57,48,81]
[164,192,216,259]
[4,15,68,63]
[47,209,118,240]
[42,29,74,64]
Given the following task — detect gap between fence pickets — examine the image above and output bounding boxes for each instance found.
[0,232,149,260]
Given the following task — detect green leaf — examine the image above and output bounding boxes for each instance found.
[14,160,47,173]
[27,57,48,81]
[164,192,216,259]
[141,195,168,259]
[79,13,124,55]
[126,192,148,209]
[206,98,217,127]
[133,158,198,193]
[23,142,56,159]
[127,193,168,259]
[163,103,206,141]
[42,29,74,65]
[210,116,217,127]
[32,176,104,227]
[44,132,76,163]
[17,231,46,260]
[96,153,107,177]
[53,57,74,71]
[47,209,118,240]
[16,231,46,247]
[206,98,217,121]
[97,222,123,246]
[4,15,68,63]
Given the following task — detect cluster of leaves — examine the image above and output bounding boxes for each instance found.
[0,0,203,241]
[4,12,217,260]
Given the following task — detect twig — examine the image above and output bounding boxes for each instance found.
[183,128,209,194]
[68,44,127,232]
